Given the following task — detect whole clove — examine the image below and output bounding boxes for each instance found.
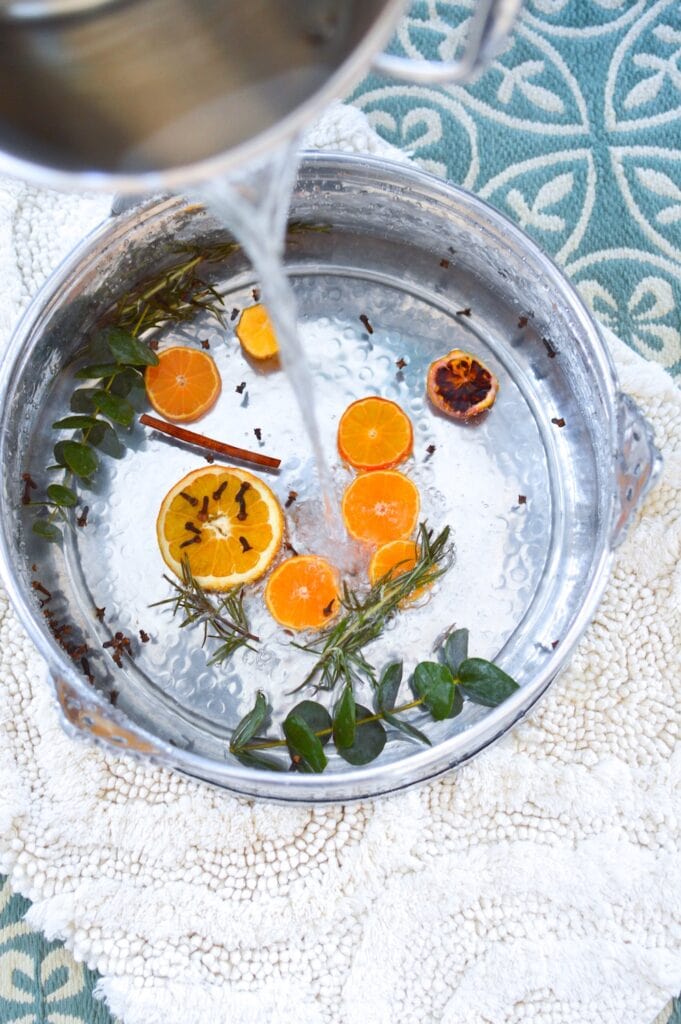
[235,481,250,521]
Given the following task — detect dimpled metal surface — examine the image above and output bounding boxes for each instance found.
[0,155,659,801]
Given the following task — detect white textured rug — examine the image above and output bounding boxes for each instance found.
[0,104,679,1024]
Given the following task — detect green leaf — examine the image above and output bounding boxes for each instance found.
[412,661,457,721]
[109,366,144,398]
[233,751,285,772]
[88,420,125,459]
[32,519,61,542]
[54,440,98,479]
[383,712,432,746]
[46,483,77,507]
[458,658,519,707]
[74,362,122,380]
[333,684,356,750]
[337,704,386,765]
[287,700,332,746]
[441,628,469,676]
[375,661,403,712]
[70,388,97,414]
[92,390,135,427]
[230,691,269,751]
[104,327,159,366]
[52,415,99,430]
[283,714,327,773]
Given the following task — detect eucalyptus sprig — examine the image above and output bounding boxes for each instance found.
[151,557,258,665]
[291,523,453,694]
[229,628,520,772]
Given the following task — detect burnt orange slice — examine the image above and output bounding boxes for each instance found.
[427,349,499,420]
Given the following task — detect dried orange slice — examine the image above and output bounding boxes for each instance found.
[265,555,340,630]
[235,304,279,360]
[157,466,283,590]
[427,349,499,420]
[342,470,420,546]
[145,346,221,423]
[337,396,413,471]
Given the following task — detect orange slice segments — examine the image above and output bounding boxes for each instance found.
[342,469,420,546]
[369,538,431,602]
[235,304,279,360]
[157,466,283,590]
[265,555,340,631]
[145,346,221,423]
[337,396,413,471]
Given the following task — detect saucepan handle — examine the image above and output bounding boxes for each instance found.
[49,669,172,762]
[611,393,662,547]
[372,0,523,85]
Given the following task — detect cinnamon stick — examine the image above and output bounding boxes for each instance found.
[140,414,281,469]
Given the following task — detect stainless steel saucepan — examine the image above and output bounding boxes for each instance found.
[0,0,522,191]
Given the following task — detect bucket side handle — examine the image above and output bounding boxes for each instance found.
[611,393,662,547]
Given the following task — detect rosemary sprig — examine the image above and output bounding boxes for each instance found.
[114,242,240,337]
[152,557,258,664]
[229,628,520,773]
[27,225,331,542]
[291,523,453,694]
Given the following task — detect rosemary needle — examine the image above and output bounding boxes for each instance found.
[151,557,258,665]
[291,523,453,694]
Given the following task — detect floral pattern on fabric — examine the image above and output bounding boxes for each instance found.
[352,0,681,375]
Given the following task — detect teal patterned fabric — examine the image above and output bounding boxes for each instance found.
[0,877,115,1023]
[0,4,679,1023]
[352,0,681,377]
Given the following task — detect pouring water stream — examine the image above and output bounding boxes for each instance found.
[195,140,351,561]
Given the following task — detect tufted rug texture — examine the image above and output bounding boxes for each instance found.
[0,104,679,1024]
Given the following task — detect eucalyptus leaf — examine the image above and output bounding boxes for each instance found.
[234,750,285,772]
[104,327,159,366]
[230,691,268,751]
[75,362,122,380]
[55,440,98,479]
[412,661,457,721]
[287,700,332,746]
[92,390,135,427]
[383,712,432,746]
[337,704,386,765]
[458,658,519,707]
[46,483,77,507]
[283,714,327,773]
[88,421,125,459]
[109,366,143,398]
[52,415,99,431]
[333,684,356,750]
[32,519,61,542]
[441,628,469,676]
[70,388,97,414]
[375,661,403,713]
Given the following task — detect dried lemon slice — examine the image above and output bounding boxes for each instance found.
[156,466,283,590]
